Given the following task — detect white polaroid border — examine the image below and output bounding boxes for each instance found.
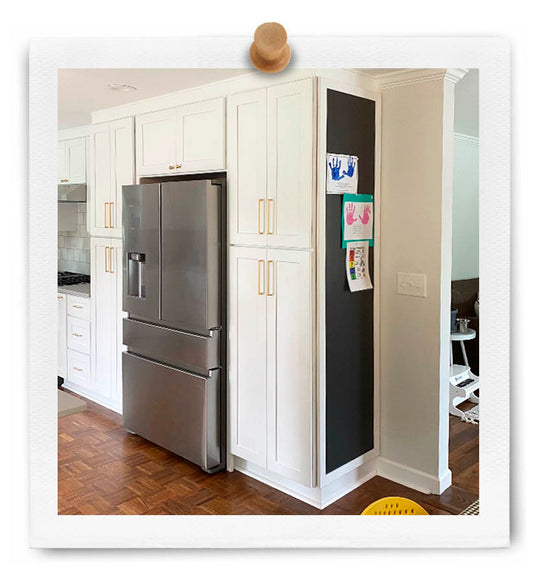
[29,36,510,548]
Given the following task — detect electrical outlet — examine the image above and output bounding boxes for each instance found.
[397,272,427,298]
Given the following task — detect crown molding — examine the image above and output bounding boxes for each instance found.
[58,125,90,140]
[377,68,468,90]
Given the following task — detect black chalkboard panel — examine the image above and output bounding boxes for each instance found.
[325,89,375,474]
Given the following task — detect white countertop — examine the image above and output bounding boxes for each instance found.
[58,283,91,298]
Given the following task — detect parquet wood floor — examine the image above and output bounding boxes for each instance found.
[58,388,479,515]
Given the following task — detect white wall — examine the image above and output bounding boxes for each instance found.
[378,70,460,493]
[452,134,479,280]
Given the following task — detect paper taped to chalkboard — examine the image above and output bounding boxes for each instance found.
[326,153,358,194]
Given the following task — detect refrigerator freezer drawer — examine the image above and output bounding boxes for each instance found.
[123,318,220,375]
[122,352,221,471]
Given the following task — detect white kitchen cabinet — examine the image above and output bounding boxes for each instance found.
[229,246,314,486]
[58,137,87,184]
[58,293,67,378]
[90,237,123,411]
[227,89,267,246]
[89,118,134,238]
[136,98,225,177]
[265,249,314,485]
[229,246,268,467]
[227,79,314,249]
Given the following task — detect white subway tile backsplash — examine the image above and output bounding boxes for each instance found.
[58,202,89,274]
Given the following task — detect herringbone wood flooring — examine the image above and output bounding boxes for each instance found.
[58,389,478,515]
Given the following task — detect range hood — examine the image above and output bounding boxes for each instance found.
[58,183,87,202]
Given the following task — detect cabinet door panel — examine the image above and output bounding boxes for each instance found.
[58,293,67,377]
[267,79,314,249]
[89,124,112,235]
[227,90,267,246]
[136,108,177,176]
[178,98,225,172]
[91,239,115,397]
[110,118,134,236]
[266,249,314,486]
[66,137,87,184]
[58,141,68,183]
[229,246,267,467]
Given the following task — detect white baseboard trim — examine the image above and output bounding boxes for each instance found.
[61,381,122,415]
[377,457,452,495]
[234,456,377,510]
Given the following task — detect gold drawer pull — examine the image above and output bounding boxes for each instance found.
[257,259,265,295]
[104,202,109,228]
[105,245,109,273]
[109,247,114,274]
[176,164,182,169]
[267,260,274,296]
[72,333,83,337]
[73,366,83,372]
[257,199,265,235]
[72,305,83,309]
[267,199,274,235]
[169,165,175,170]
[60,179,68,183]
[109,202,114,229]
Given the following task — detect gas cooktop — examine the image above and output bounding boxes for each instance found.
[58,271,90,286]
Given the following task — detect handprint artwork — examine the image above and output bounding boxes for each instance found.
[345,203,357,225]
[342,157,356,178]
[341,194,373,248]
[329,158,345,181]
[326,154,358,194]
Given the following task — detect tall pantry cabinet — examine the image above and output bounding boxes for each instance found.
[88,118,134,412]
[227,78,316,487]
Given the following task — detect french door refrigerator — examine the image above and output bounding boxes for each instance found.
[122,177,226,473]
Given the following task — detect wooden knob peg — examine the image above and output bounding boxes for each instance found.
[250,22,291,73]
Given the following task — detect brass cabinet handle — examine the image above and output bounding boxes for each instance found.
[72,333,83,338]
[105,246,109,273]
[60,179,68,183]
[266,260,274,296]
[109,247,114,274]
[257,259,265,295]
[176,164,182,169]
[104,202,109,228]
[257,199,265,235]
[109,202,114,229]
[267,199,274,235]
[73,366,83,372]
[169,165,175,170]
[72,305,83,309]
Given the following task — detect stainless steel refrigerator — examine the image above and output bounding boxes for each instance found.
[122,177,226,473]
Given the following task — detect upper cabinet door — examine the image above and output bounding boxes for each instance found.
[89,123,112,236]
[110,117,135,235]
[178,98,225,173]
[136,108,177,176]
[266,249,314,486]
[58,141,68,183]
[65,137,87,184]
[227,89,267,246]
[267,79,314,249]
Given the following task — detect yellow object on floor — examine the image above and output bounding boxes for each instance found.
[361,497,429,515]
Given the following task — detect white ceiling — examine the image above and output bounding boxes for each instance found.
[58,69,248,129]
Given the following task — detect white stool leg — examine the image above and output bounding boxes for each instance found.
[460,341,469,367]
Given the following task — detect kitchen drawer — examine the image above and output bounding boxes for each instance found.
[67,349,91,388]
[67,295,90,320]
[67,315,90,355]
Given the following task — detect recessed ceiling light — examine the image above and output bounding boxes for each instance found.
[106,83,137,92]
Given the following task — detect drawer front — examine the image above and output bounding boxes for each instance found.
[122,352,221,471]
[67,316,90,355]
[67,295,90,320]
[123,318,220,375]
[67,349,91,388]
